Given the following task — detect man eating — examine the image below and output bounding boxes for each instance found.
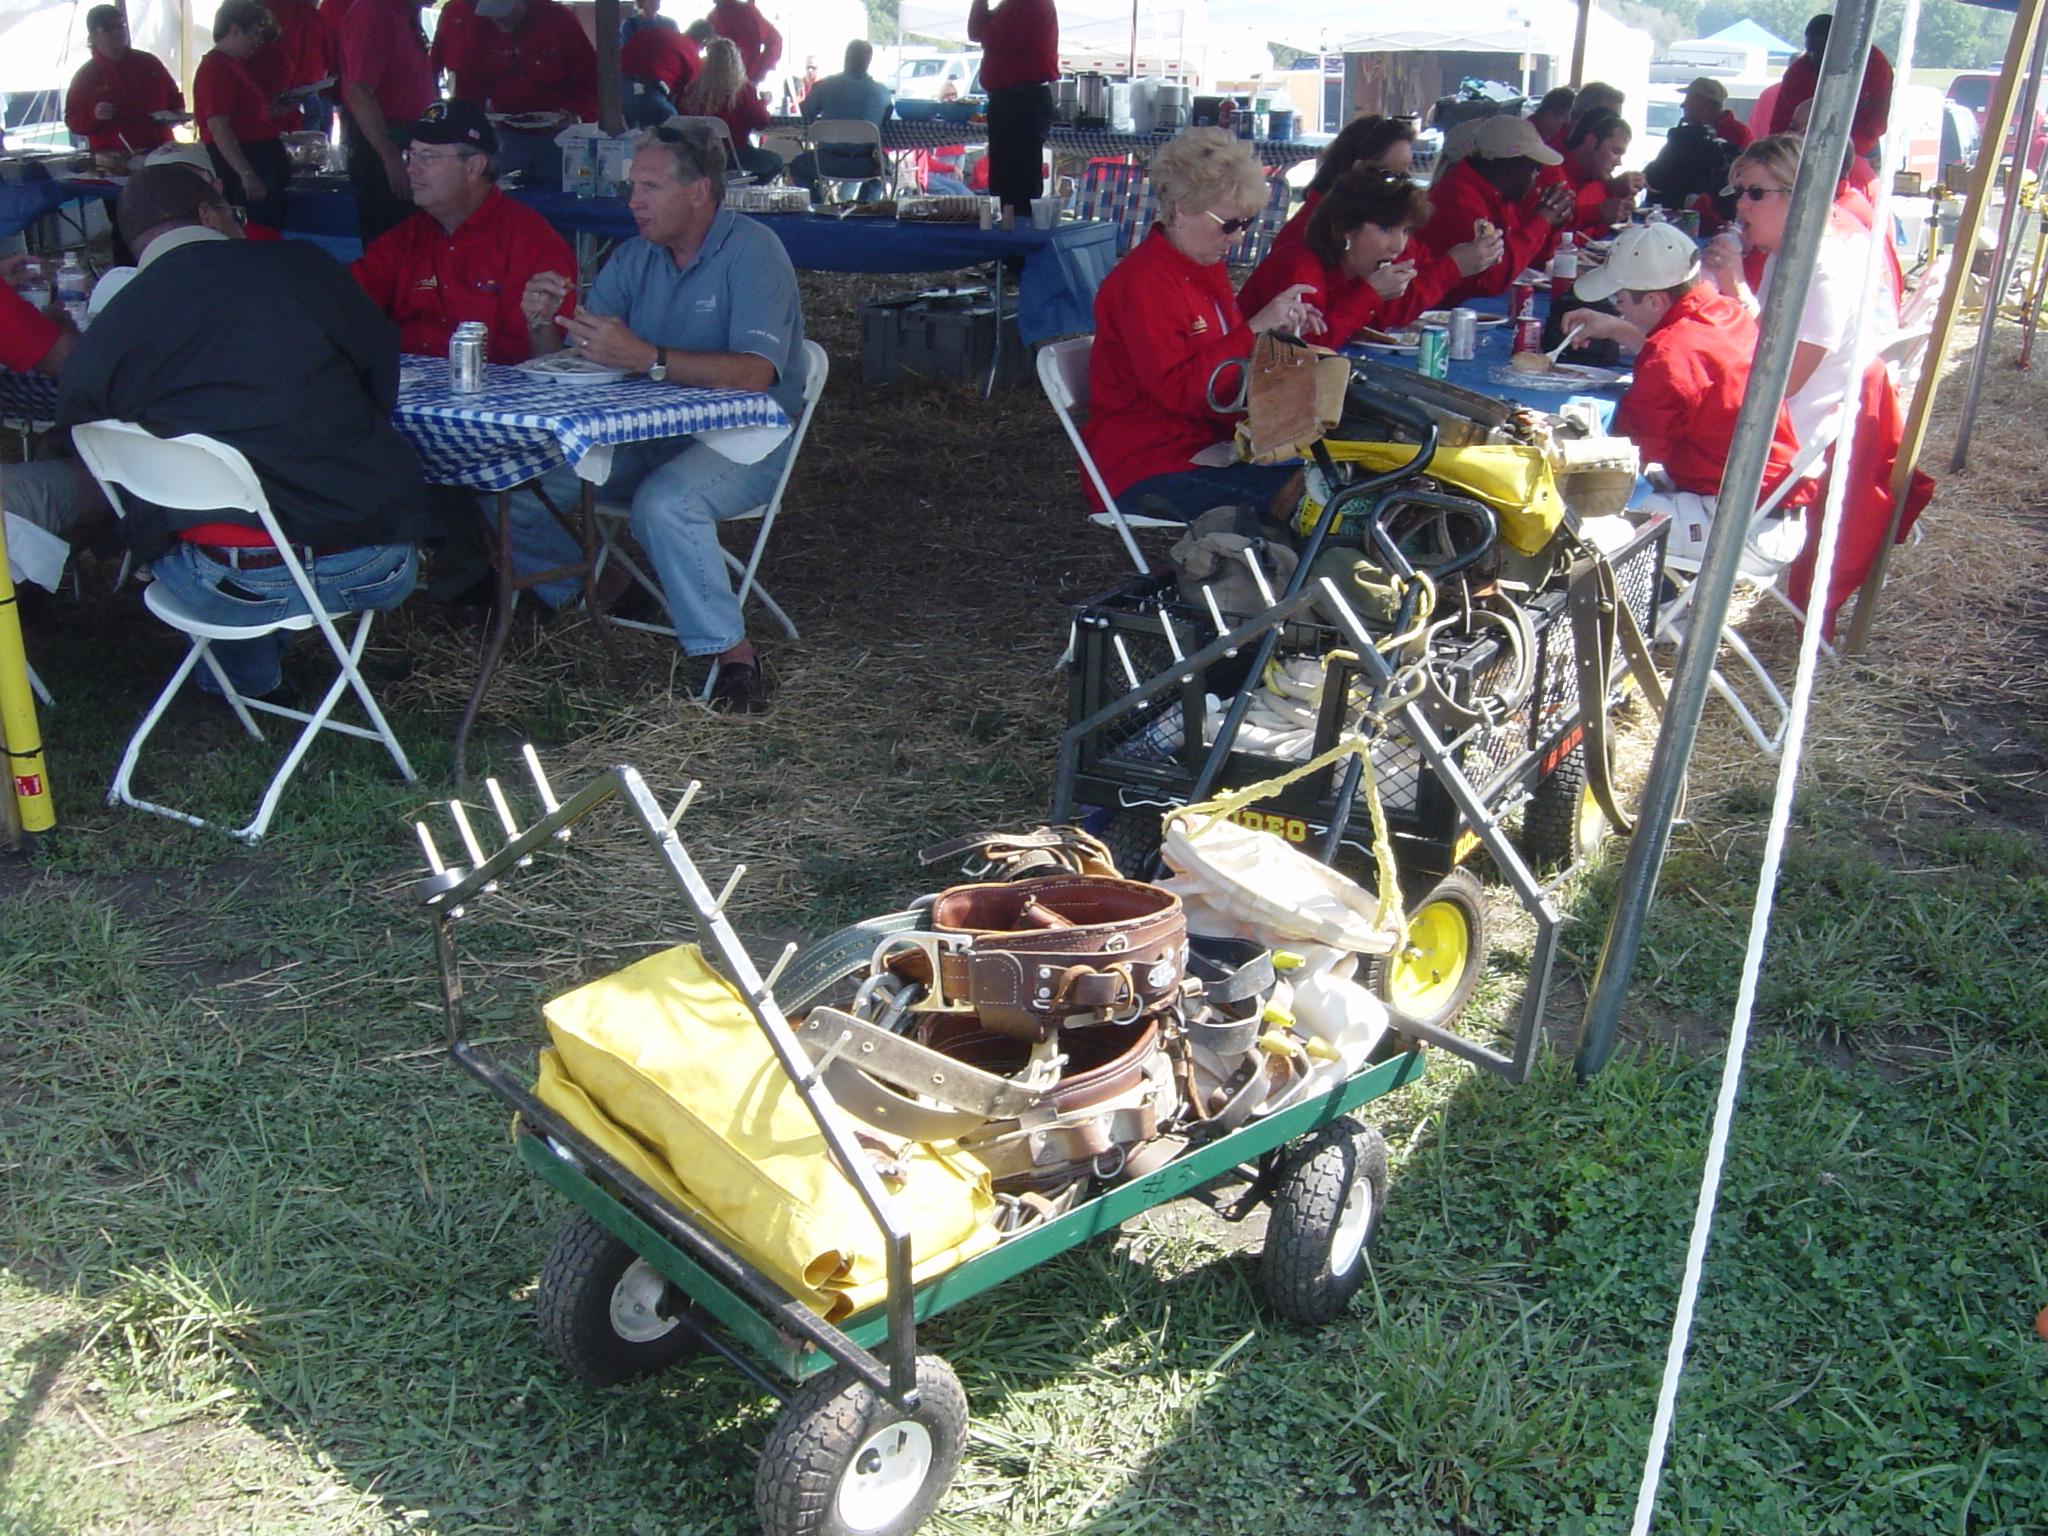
[1411,115,1574,304]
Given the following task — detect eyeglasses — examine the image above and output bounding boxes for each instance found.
[1204,210,1256,235]
[405,146,472,164]
[1727,183,1789,202]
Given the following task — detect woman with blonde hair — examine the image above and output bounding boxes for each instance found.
[678,35,780,178]
[1078,129,1321,521]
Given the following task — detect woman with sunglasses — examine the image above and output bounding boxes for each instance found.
[1237,166,1433,345]
[1701,132,1927,639]
[1080,128,1323,522]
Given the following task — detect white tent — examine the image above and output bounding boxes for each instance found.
[0,0,204,97]
[895,0,1209,75]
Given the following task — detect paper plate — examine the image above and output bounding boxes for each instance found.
[516,355,631,385]
[1417,309,1511,329]
[1489,361,1626,391]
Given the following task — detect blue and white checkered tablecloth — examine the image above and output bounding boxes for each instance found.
[0,362,792,495]
[396,358,791,491]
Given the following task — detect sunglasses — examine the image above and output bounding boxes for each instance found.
[1205,210,1256,235]
[1726,183,1789,202]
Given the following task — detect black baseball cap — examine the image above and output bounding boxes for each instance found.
[407,99,498,155]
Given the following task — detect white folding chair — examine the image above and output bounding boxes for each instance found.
[72,421,416,842]
[805,118,883,198]
[1651,429,1837,756]
[1036,335,1184,574]
[593,339,828,699]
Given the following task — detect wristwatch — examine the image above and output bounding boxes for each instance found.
[650,345,668,382]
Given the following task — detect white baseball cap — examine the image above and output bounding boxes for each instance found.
[1574,222,1700,301]
[1472,114,1564,166]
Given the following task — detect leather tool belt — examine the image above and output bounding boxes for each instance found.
[881,875,1186,1041]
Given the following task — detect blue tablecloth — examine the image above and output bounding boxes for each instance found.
[278,184,1114,344]
[1346,291,1629,422]
[0,361,789,494]
[0,178,110,238]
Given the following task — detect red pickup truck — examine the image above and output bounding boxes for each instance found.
[1947,71,2048,173]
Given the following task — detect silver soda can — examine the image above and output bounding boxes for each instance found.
[450,322,488,393]
[1448,307,1479,361]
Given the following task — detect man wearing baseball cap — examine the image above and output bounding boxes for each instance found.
[1567,222,1809,563]
[350,99,575,364]
[1411,114,1575,304]
[1646,78,1749,225]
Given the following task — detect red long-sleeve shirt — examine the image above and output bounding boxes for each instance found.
[1262,193,1461,327]
[342,0,435,122]
[1537,157,1626,236]
[1769,44,1894,153]
[195,49,286,145]
[447,0,596,118]
[1081,228,1251,508]
[351,186,575,363]
[711,90,771,147]
[252,0,340,128]
[1411,159,1556,305]
[0,286,61,373]
[64,49,182,153]
[1238,239,1385,346]
[1614,284,1806,505]
[710,0,781,84]
[621,25,698,94]
[1715,110,1753,152]
[969,0,1059,92]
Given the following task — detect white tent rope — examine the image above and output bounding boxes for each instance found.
[1626,4,1924,1530]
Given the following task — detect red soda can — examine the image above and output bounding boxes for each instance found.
[1510,280,1538,320]
[1512,316,1544,354]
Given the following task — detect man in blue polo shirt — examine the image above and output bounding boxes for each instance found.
[510,118,807,712]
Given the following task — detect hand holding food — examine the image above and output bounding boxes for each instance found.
[1368,258,1417,299]
[1535,184,1575,224]
[1247,281,1325,338]
[522,270,571,328]
[1450,226,1506,277]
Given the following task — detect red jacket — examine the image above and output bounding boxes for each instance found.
[712,91,771,147]
[0,286,61,373]
[64,49,182,153]
[1081,228,1252,508]
[1614,284,1806,505]
[710,0,782,84]
[1538,156,1626,236]
[252,0,340,129]
[1770,45,1894,154]
[447,0,597,119]
[1411,159,1556,305]
[195,50,285,146]
[969,0,1059,93]
[1238,239,1385,346]
[351,186,576,363]
[1715,110,1753,151]
[621,26,698,95]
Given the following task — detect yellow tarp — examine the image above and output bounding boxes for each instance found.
[534,944,1000,1321]
[1305,440,1566,556]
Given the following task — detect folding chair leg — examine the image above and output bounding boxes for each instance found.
[108,644,218,830]
[720,547,798,640]
[25,659,51,708]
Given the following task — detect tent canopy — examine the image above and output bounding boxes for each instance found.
[0,0,201,98]
[1699,18,1801,56]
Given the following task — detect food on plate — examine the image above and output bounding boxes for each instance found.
[1508,350,1555,374]
[522,352,627,375]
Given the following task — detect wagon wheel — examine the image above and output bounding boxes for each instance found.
[1519,744,1609,871]
[1259,1118,1389,1326]
[755,1353,969,1536]
[534,1210,704,1387]
[1368,867,1488,1031]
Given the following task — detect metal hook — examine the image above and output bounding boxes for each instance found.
[483,777,534,867]
[1157,610,1184,663]
[415,820,446,875]
[1111,634,1141,693]
[1241,546,1277,608]
[521,743,571,842]
[666,779,702,833]
[710,862,746,915]
[761,940,798,994]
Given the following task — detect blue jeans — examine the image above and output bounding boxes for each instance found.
[148,542,419,696]
[1122,464,1301,522]
[503,435,790,657]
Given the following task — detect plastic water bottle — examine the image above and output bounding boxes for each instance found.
[1548,231,1578,303]
[54,255,90,328]
[15,258,50,313]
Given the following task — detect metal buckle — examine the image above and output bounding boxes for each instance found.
[868,930,975,1013]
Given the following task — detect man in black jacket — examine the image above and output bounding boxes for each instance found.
[59,165,444,697]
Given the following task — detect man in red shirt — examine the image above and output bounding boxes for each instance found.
[63,6,183,156]
[969,0,1059,222]
[342,0,436,243]
[621,20,699,125]
[710,0,782,85]
[1542,109,1640,235]
[1413,115,1574,305]
[1567,222,1808,565]
[351,100,574,364]
[445,0,597,185]
[0,271,107,583]
[1528,87,1575,153]
[1769,13,1893,157]
[253,0,341,132]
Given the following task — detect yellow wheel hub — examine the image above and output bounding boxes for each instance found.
[1389,900,1472,1017]
[1577,787,1607,856]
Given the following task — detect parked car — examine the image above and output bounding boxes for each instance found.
[1624,84,1686,173]
[894,50,982,103]
[1946,70,2046,173]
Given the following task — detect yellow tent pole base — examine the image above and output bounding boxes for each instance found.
[0,500,58,840]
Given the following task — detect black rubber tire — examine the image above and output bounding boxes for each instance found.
[534,1210,702,1387]
[1093,806,1167,880]
[755,1353,969,1536]
[1520,744,1608,871]
[1367,867,1488,1032]
[1258,1119,1389,1327]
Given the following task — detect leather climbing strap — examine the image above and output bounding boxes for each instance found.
[1566,550,1670,837]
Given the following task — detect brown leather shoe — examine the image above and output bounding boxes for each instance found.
[708,658,768,714]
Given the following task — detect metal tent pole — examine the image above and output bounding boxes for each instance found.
[1572,0,1882,1082]
[1948,20,2048,471]
[1840,0,2048,654]
[1570,0,1591,88]
[595,0,623,136]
